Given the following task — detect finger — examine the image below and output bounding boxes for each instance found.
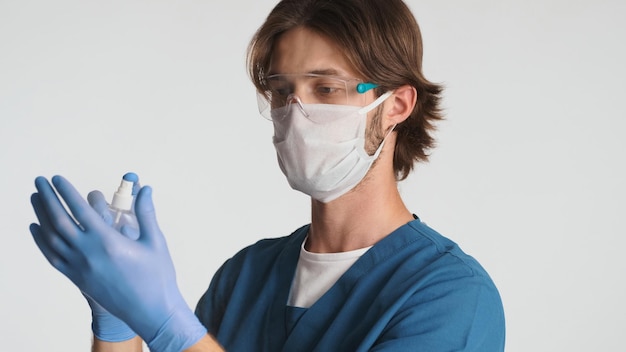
[29,222,71,276]
[34,176,82,239]
[134,186,163,246]
[50,175,107,232]
[120,225,140,240]
[31,193,75,258]
[88,190,113,226]
[31,192,58,236]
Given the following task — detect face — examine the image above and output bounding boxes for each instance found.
[269,26,385,154]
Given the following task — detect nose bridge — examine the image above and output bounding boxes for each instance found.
[293,80,310,103]
[292,77,312,102]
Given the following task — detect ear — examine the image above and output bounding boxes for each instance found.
[385,85,417,124]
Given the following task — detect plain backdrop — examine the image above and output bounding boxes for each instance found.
[1,0,624,351]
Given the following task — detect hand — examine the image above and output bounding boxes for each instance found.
[30,175,207,352]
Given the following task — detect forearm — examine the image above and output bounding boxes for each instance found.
[92,336,143,352]
[91,334,223,352]
[183,334,224,352]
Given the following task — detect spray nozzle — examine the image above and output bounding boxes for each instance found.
[123,172,139,183]
[111,173,138,211]
[123,172,141,196]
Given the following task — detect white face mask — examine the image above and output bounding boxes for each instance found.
[271,91,393,203]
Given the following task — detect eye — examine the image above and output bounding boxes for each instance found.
[272,87,292,97]
[314,81,345,96]
[268,84,293,100]
[315,86,339,95]
[267,77,293,98]
[313,81,346,104]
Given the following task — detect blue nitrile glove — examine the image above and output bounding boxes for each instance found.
[85,292,137,342]
[30,175,207,352]
[84,189,138,342]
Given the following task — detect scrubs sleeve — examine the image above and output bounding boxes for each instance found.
[371,270,505,352]
[194,261,229,336]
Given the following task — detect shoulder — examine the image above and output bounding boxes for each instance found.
[395,220,503,311]
[365,219,491,281]
[369,219,506,350]
[407,220,492,277]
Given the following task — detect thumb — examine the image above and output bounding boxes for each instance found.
[134,186,164,246]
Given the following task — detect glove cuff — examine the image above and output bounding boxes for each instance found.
[146,307,207,352]
[92,312,137,342]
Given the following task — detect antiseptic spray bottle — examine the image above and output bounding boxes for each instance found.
[109,172,139,235]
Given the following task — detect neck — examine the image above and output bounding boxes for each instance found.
[306,133,414,253]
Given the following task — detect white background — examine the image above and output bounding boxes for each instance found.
[1,0,624,351]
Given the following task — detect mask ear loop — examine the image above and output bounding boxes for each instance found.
[358,91,396,158]
[358,91,393,115]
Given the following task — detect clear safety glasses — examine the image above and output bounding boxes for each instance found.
[257,73,378,120]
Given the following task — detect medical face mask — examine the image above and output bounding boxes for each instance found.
[271,91,393,203]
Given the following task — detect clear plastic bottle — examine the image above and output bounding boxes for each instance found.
[109,172,139,236]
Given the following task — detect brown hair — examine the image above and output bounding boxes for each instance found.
[247,0,443,180]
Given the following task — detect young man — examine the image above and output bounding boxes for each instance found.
[30,0,505,351]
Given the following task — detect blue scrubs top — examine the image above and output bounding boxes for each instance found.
[195,219,505,351]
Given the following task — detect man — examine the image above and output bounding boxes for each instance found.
[30,0,505,351]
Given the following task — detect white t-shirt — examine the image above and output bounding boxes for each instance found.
[287,238,372,308]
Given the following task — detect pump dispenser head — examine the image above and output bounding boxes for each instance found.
[111,172,138,211]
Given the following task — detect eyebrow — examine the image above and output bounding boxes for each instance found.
[267,68,343,76]
[308,69,341,76]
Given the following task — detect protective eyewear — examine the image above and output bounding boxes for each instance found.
[257,73,378,120]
